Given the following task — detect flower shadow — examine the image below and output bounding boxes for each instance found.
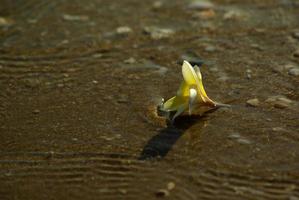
[139,115,205,160]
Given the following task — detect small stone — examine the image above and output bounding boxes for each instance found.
[266,96,293,109]
[0,17,12,26]
[117,94,129,103]
[192,9,216,19]
[290,196,299,200]
[217,106,232,113]
[246,98,259,107]
[153,1,163,9]
[33,109,40,114]
[205,45,216,52]
[237,138,252,145]
[228,133,251,144]
[116,26,132,35]
[62,14,89,21]
[246,69,252,79]
[92,53,103,58]
[92,80,98,84]
[228,133,241,139]
[118,189,127,194]
[63,73,69,78]
[188,1,214,10]
[273,63,297,73]
[0,17,14,27]
[292,31,299,40]
[288,68,299,76]
[143,26,175,40]
[272,127,286,132]
[24,78,40,88]
[155,189,169,197]
[284,63,297,70]
[167,182,175,190]
[57,83,64,88]
[156,66,168,76]
[27,19,37,24]
[250,44,264,51]
[277,97,293,104]
[293,49,299,57]
[124,57,136,64]
[274,101,290,109]
[223,10,245,20]
[217,74,229,82]
[209,67,219,72]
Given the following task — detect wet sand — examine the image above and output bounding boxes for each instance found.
[0,0,299,199]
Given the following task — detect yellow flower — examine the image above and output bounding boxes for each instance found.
[160,60,225,122]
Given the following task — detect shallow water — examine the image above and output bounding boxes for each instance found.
[1,0,299,199]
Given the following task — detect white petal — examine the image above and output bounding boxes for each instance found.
[189,88,197,115]
[182,61,198,86]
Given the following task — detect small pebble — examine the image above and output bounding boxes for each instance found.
[205,45,216,52]
[228,133,251,144]
[246,69,252,79]
[274,101,290,109]
[246,69,252,73]
[124,57,136,64]
[92,53,103,58]
[153,1,163,9]
[155,189,169,197]
[117,94,129,103]
[192,9,216,19]
[288,68,299,76]
[293,49,299,57]
[118,189,127,194]
[273,63,297,73]
[116,26,132,35]
[62,14,89,21]
[0,17,12,26]
[272,127,286,132]
[277,97,293,104]
[228,133,241,139]
[217,74,229,82]
[246,98,259,107]
[292,31,299,40]
[209,67,219,72]
[143,26,174,40]
[57,83,64,88]
[24,78,40,88]
[33,109,40,114]
[188,1,214,10]
[237,138,252,145]
[223,10,245,20]
[284,63,297,70]
[167,182,176,191]
[156,66,168,76]
[266,96,293,109]
[27,19,37,24]
[250,44,263,51]
[217,106,232,113]
[290,196,299,200]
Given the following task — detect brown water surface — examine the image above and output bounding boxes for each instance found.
[1,0,299,199]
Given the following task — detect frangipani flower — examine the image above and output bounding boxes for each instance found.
[159,60,226,122]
